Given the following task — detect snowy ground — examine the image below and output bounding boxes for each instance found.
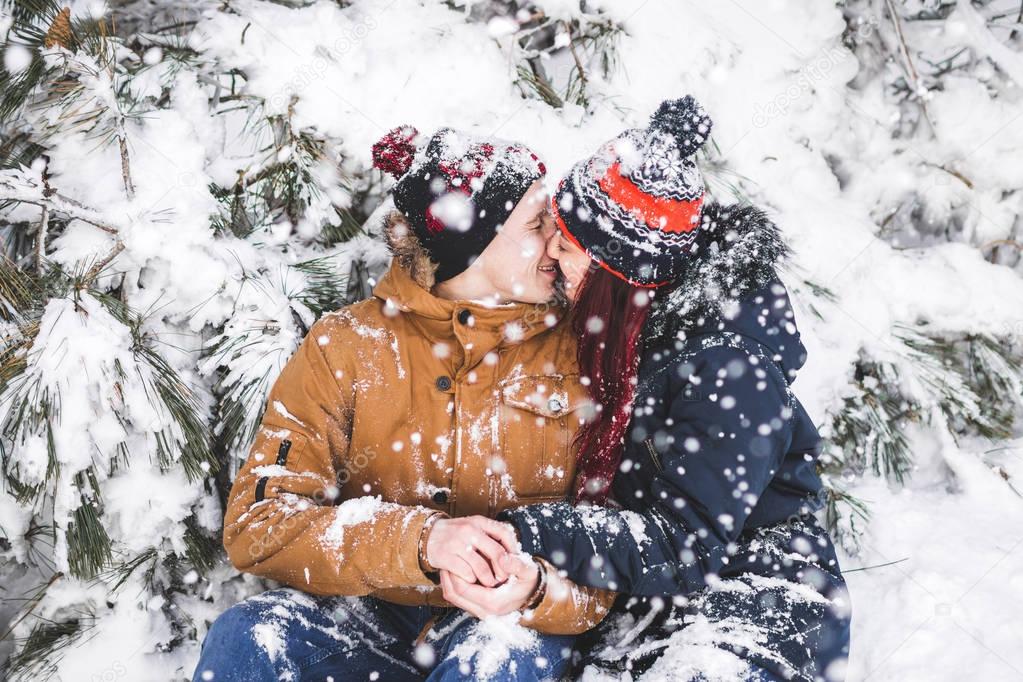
[838,444,1023,680]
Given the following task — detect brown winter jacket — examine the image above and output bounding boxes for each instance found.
[223,218,616,635]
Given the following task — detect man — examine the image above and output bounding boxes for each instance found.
[192,125,614,681]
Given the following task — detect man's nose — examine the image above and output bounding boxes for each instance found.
[540,213,556,239]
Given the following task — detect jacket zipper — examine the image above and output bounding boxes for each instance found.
[644,438,663,473]
[256,438,293,503]
[275,439,292,466]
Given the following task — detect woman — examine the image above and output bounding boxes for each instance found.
[497,96,851,681]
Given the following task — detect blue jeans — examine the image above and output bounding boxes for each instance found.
[192,588,575,681]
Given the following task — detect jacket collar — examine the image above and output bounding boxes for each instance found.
[373,263,565,371]
[645,202,805,377]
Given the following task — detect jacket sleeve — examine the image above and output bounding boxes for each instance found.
[521,558,616,635]
[500,346,796,597]
[223,319,441,596]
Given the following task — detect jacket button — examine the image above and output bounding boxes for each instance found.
[457,309,472,325]
[547,397,564,413]
[436,375,452,391]
[432,490,449,504]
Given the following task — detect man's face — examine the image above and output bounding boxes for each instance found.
[473,180,560,304]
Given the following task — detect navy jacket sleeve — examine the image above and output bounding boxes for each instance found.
[500,345,795,596]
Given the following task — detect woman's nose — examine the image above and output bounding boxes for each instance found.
[545,230,561,261]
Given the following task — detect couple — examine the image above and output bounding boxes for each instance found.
[192,96,850,681]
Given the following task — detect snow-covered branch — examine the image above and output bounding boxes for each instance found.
[0,167,122,235]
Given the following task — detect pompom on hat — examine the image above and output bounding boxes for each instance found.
[373,125,547,283]
[551,95,713,288]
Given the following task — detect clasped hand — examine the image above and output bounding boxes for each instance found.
[425,516,541,618]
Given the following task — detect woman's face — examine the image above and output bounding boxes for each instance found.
[545,223,594,303]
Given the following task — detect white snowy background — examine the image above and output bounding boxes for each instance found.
[1,0,1022,680]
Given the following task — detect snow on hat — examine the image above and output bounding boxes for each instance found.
[551,95,713,288]
[373,125,547,283]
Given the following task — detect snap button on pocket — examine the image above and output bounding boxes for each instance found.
[547,397,564,414]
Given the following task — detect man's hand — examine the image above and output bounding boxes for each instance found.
[439,553,541,619]
[426,516,520,586]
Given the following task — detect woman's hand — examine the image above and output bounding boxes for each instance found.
[440,553,541,619]
[426,516,520,586]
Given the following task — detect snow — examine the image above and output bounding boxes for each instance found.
[2,0,1023,680]
[840,454,1023,680]
[103,467,198,555]
[320,495,396,553]
[241,590,356,681]
[271,399,306,427]
[448,612,540,681]
[619,510,651,547]
[3,44,32,73]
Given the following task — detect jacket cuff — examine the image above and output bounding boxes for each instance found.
[523,557,548,610]
[521,556,615,635]
[418,512,445,582]
[396,509,447,587]
[519,557,574,634]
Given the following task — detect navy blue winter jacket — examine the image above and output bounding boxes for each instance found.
[499,203,837,598]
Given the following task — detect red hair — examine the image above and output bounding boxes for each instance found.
[570,267,653,505]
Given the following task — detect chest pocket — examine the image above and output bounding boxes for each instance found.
[497,374,590,501]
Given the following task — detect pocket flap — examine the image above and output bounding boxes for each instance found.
[499,374,589,419]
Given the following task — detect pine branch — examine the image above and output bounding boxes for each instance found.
[291,255,350,318]
[34,206,48,273]
[1011,0,1023,41]
[0,253,43,321]
[0,169,126,287]
[822,483,871,554]
[895,325,1022,442]
[821,319,1023,553]
[81,241,125,284]
[516,61,563,108]
[65,490,112,579]
[1,278,218,586]
[117,132,135,199]
[0,571,63,644]
[210,105,354,241]
[4,618,85,681]
[505,9,622,109]
[0,168,122,235]
[882,0,938,136]
[0,3,112,123]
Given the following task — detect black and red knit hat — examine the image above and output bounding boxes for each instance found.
[373,126,547,283]
[552,95,713,288]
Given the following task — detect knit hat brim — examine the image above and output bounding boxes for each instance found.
[550,95,713,288]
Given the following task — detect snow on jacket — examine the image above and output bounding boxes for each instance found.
[223,214,615,635]
[499,202,844,597]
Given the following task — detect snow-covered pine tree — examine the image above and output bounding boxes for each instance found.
[0,2,371,678]
[809,0,1023,551]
